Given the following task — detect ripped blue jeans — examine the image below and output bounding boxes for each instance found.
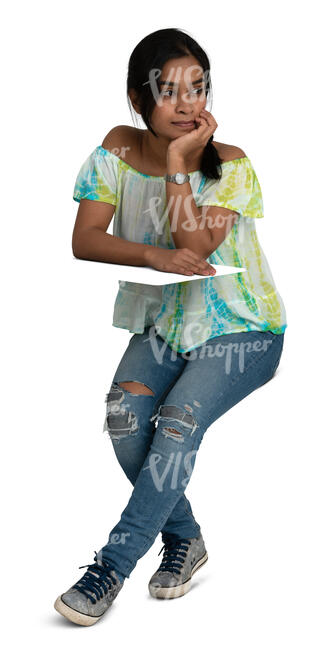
[97,325,285,582]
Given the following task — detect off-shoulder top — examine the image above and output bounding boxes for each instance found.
[73,145,287,353]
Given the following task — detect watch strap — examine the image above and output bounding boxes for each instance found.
[165,172,191,184]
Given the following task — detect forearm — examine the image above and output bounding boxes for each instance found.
[166,152,213,257]
[72,227,153,266]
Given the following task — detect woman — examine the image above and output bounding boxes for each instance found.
[54,27,287,626]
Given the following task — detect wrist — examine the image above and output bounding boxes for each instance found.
[143,245,154,265]
[167,144,183,157]
[166,151,187,175]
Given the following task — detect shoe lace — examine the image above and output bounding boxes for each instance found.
[73,551,117,604]
[157,534,192,575]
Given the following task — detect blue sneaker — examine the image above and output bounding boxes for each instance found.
[54,551,124,626]
[148,532,208,599]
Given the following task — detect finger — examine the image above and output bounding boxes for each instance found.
[185,260,212,272]
[195,117,214,141]
[183,249,211,264]
[200,110,218,130]
[179,264,214,276]
[199,110,210,123]
[182,253,216,273]
[200,109,217,125]
[174,264,196,276]
[182,249,206,262]
[195,116,209,130]
[197,115,216,140]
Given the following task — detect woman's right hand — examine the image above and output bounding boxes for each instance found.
[144,246,216,276]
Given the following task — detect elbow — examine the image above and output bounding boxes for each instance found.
[193,240,216,260]
[72,233,85,259]
[72,237,80,259]
[72,244,87,260]
[204,241,216,259]
[185,242,214,260]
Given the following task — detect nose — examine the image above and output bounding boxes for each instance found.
[174,102,194,117]
[173,93,196,114]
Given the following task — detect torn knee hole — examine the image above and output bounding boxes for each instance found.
[104,411,139,440]
[118,381,154,396]
[103,389,139,439]
[164,428,182,436]
[151,404,199,439]
[162,426,184,442]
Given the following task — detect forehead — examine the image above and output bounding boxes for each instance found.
[159,56,204,85]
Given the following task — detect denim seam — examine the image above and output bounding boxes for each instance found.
[151,373,187,419]
[142,423,205,545]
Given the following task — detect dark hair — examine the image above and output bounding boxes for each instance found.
[126,28,222,180]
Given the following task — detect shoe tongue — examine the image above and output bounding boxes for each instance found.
[94,550,105,567]
[86,552,104,581]
[92,551,117,582]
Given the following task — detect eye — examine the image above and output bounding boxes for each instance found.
[160,88,204,97]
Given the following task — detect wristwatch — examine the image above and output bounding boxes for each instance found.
[165,172,190,185]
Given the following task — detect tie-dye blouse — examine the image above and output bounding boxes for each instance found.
[73,144,287,353]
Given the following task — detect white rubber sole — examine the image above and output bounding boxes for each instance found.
[54,595,102,626]
[148,551,208,599]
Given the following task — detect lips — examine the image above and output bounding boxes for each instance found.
[172,121,195,126]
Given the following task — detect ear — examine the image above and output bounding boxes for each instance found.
[128,89,141,115]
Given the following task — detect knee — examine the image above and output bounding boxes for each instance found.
[102,381,155,443]
[103,382,139,442]
[150,404,199,443]
[118,381,154,396]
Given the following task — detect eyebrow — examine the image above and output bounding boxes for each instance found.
[158,77,204,87]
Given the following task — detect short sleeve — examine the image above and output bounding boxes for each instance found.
[196,156,264,219]
[73,146,118,205]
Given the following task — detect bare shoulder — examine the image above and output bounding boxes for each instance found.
[101,125,139,159]
[213,141,246,162]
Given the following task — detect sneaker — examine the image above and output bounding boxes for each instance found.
[148,532,208,599]
[54,551,124,626]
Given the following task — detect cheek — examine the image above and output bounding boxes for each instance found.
[151,105,174,126]
[195,96,207,110]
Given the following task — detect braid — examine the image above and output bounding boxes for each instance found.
[199,135,223,180]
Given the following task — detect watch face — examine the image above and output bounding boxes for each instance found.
[175,172,184,184]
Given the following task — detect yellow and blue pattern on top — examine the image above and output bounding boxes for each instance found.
[73,145,287,353]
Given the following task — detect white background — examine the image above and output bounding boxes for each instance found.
[2,1,335,648]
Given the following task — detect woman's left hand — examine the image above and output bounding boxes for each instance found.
[167,108,218,160]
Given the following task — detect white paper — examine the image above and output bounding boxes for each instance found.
[109,263,246,286]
